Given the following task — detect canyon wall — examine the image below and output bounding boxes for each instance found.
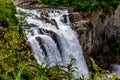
[70,6,120,67]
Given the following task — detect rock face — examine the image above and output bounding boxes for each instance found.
[70,5,120,68]
[70,5,120,53]
[69,12,94,56]
[14,0,49,7]
[15,0,35,6]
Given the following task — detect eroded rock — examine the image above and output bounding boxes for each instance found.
[70,5,120,68]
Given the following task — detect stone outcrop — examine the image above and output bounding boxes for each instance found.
[70,5,120,68]
[69,12,94,56]
[15,0,37,6]
[14,0,49,8]
[70,5,120,53]
[14,0,68,9]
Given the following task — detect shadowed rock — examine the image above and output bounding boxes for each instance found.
[63,15,67,23]
[34,28,60,57]
[51,19,59,29]
[41,11,49,17]
[15,0,39,6]
[38,28,59,50]
[40,15,59,29]
[38,28,57,40]
[36,37,47,57]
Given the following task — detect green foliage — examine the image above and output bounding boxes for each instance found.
[17,9,29,34]
[89,58,118,80]
[15,58,78,80]
[100,13,107,22]
[0,0,18,28]
[0,25,33,80]
[39,0,120,14]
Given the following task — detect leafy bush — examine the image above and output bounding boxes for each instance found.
[15,59,77,80]
[0,25,33,80]
[89,58,118,80]
[0,0,18,28]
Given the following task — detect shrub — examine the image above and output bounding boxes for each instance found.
[0,0,18,28]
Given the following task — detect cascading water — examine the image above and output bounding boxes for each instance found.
[17,7,89,78]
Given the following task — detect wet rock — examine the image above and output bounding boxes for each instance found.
[41,15,58,29]
[51,19,58,29]
[63,15,67,24]
[38,28,57,41]
[35,29,59,56]
[41,11,49,17]
[69,13,94,56]
[36,37,48,56]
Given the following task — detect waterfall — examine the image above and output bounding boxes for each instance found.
[17,7,89,78]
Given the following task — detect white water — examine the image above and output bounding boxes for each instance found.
[17,7,88,78]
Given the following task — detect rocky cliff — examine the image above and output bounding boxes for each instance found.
[70,6,120,68]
